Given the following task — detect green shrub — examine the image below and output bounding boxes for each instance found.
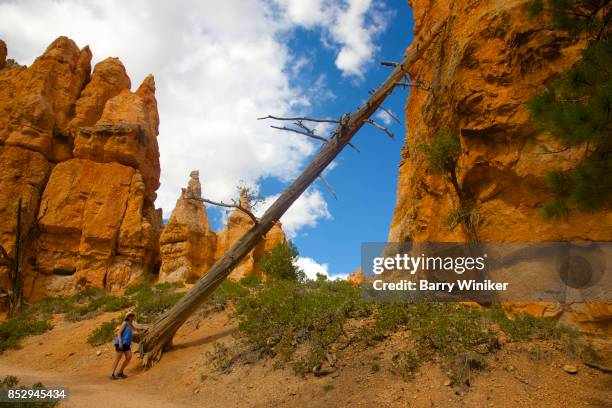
[154,281,185,291]
[124,282,154,296]
[0,316,52,352]
[258,241,305,282]
[419,129,461,174]
[406,303,496,359]
[235,280,365,373]
[391,350,422,380]
[28,297,74,319]
[86,282,188,342]
[362,302,413,343]
[102,296,134,312]
[135,292,183,323]
[419,129,465,203]
[208,280,249,305]
[239,275,262,287]
[526,0,610,35]
[64,294,133,322]
[365,303,496,382]
[487,306,577,341]
[87,318,122,346]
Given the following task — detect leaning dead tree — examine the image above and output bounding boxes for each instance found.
[138,22,444,367]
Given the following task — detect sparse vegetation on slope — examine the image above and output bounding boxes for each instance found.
[1,376,58,407]
[0,315,52,352]
[235,279,369,374]
[224,279,582,384]
[0,275,587,387]
[0,281,188,351]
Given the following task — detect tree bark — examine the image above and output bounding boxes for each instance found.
[138,22,444,368]
[8,197,23,316]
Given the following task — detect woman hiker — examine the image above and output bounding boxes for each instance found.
[110,311,142,380]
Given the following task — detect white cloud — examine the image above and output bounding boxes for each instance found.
[274,0,389,78]
[375,109,394,126]
[295,256,347,280]
[0,0,387,235]
[255,188,332,238]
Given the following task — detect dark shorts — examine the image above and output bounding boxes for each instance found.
[114,344,131,352]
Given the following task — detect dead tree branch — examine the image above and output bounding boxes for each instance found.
[269,121,360,152]
[294,120,315,134]
[368,89,401,126]
[366,119,395,140]
[379,106,401,125]
[381,61,400,67]
[257,115,339,124]
[200,198,258,224]
[395,81,429,90]
[318,175,337,199]
[270,125,329,143]
[138,20,445,368]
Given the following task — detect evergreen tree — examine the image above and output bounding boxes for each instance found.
[258,241,305,282]
[527,0,611,218]
[420,129,462,197]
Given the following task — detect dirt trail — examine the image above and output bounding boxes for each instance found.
[1,309,611,408]
[0,364,184,408]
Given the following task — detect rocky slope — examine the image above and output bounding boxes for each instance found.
[390,0,611,330]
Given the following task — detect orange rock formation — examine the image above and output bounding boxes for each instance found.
[0,37,288,305]
[0,37,162,301]
[159,175,286,283]
[158,171,217,283]
[390,1,611,330]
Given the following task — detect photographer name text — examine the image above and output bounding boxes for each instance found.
[372,279,509,292]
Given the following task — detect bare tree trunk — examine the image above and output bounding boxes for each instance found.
[138,22,444,367]
[8,197,23,316]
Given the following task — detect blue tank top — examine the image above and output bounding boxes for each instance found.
[114,323,133,345]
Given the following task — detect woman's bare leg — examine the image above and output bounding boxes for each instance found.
[111,351,123,375]
[118,351,132,374]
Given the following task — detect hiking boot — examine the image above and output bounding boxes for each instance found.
[117,372,128,379]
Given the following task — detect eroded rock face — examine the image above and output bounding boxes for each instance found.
[390,1,611,331]
[0,40,6,69]
[2,37,91,162]
[160,177,287,282]
[0,37,161,302]
[159,171,216,283]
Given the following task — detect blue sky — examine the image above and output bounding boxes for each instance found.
[282,2,414,277]
[212,1,415,277]
[0,0,415,279]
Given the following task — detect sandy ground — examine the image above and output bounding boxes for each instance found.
[1,309,611,408]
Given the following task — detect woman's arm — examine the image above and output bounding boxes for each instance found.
[131,321,145,331]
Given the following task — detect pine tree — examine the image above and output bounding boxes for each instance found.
[527,0,611,218]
